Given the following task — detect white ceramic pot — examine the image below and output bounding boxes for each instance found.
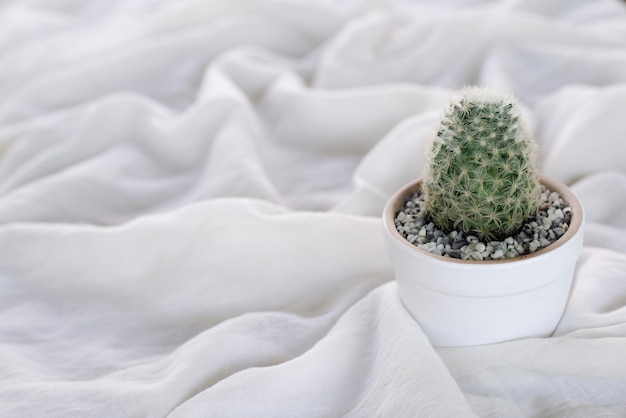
[382,176,584,347]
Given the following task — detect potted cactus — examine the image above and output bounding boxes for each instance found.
[382,87,584,347]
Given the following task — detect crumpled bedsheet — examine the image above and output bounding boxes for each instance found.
[1,0,626,416]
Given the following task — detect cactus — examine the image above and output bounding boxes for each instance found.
[422,87,541,241]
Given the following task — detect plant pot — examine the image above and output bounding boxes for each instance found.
[382,176,585,347]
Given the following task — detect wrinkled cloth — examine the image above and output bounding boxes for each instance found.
[1,0,626,416]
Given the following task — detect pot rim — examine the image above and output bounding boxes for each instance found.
[383,175,584,265]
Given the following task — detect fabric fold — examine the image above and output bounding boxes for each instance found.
[1,0,626,416]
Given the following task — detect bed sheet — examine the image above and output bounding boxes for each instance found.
[1,0,626,416]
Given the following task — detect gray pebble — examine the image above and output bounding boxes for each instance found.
[447,249,461,258]
[452,239,468,250]
[394,186,571,261]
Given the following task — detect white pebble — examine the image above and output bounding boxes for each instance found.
[529,239,540,252]
[506,250,519,259]
[470,251,484,261]
[394,185,570,261]
[549,192,559,203]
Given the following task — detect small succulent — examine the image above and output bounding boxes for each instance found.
[422,87,541,241]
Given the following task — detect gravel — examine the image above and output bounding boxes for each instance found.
[394,186,571,260]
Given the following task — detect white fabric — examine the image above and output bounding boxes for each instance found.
[1,0,626,416]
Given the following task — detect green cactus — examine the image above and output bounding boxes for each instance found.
[422,87,541,241]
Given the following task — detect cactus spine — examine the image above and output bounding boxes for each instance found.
[423,87,541,241]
